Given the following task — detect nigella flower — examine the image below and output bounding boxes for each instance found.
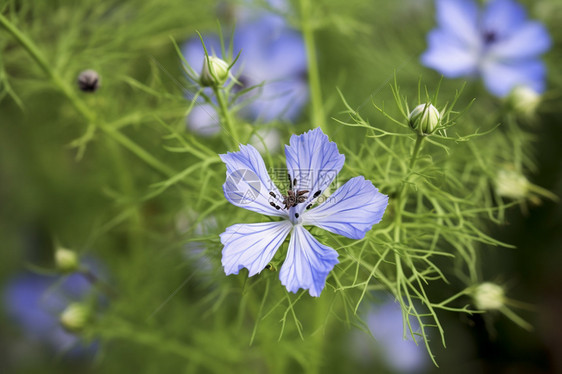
[219,128,388,296]
[421,0,551,97]
[182,13,308,135]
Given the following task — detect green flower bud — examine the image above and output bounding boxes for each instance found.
[199,56,229,87]
[507,86,541,118]
[473,282,504,310]
[55,248,79,273]
[495,168,529,200]
[60,303,90,332]
[408,103,440,135]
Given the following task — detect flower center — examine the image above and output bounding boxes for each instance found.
[482,30,498,45]
[268,173,321,217]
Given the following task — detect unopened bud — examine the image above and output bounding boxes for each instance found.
[508,86,541,118]
[55,248,79,273]
[200,56,229,87]
[495,168,529,200]
[60,303,90,332]
[408,103,440,135]
[473,282,504,310]
[77,69,100,92]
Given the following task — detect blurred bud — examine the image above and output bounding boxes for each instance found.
[55,247,79,273]
[408,103,440,135]
[77,69,100,92]
[508,86,541,118]
[495,168,529,200]
[200,56,229,87]
[473,282,504,310]
[60,303,90,332]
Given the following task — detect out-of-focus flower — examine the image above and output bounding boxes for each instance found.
[421,0,551,97]
[182,13,308,135]
[408,103,440,135]
[249,128,281,154]
[473,282,505,310]
[3,272,96,354]
[351,299,428,373]
[220,128,388,296]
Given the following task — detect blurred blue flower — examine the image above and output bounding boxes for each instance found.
[182,12,308,135]
[219,128,388,296]
[3,268,101,356]
[421,0,551,97]
[351,299,428,373]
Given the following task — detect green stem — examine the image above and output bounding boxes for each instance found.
[213,86,239,147]
[394,135,425,242]
[0,13,175,177]
[299,0,326,132]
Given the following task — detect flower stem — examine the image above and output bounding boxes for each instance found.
[299,0,327,132]
[0,13,175,177]
[213,86,239,147]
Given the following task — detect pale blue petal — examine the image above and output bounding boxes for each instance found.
[421,30,479,77]
[220,144,288,217]
[284,128,345,216]
[481,59,546,97]
[220,221,292,276]
[482,0,526,38]
[302,176,388,239]
[279,225,339,297]
[435,0,480,46]
[489,22,551,60]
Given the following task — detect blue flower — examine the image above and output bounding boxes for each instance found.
[421,0,551,97]
[182,13,308,135]
[219,128,388,296]
[3,267,102,356]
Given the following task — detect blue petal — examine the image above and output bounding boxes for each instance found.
[279,225,339,297]
[421,29,479,77]
[284,128,345,216]
[303,176,388,239]
[244,79,309,123]
[220,144,288,218]
[489,21,551,60]
[482,0,527,39]
[220,221,292,276]
[481,59,546,97]
[435,0,480,46]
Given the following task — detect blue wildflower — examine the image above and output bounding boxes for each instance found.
[219,128,388,296]
[421,0,551,97]
[182,13,308,135]
[3,264,103,355]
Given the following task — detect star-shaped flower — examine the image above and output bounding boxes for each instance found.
[219,128,389,296]
[421,0,551,97]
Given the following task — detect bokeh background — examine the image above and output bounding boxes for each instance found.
[1,0,561,373]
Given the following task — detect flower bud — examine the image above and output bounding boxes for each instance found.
[495,168,529,200]
[508,86,541,118]
[199,56,229,87]
[473,282,504,310]
[55,247,79,273]
[77,69,100,92]
[60,303,90,332]
[408,103,440,135]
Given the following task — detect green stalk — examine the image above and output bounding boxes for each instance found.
[0,13,175,177]
[299,0,327,132]
[213,86,239,147]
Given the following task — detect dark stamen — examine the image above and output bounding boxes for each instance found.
[288,174,292,189]
[275,205,281,210]
[297,190,309,196]
[269,202,276,208]
[306,204,312,210]
[295,213,299,218]
[293,178,297,188]
[269,191,276,198]
[313,190,321,198]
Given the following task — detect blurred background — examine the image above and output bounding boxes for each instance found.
[1,0,561,373]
